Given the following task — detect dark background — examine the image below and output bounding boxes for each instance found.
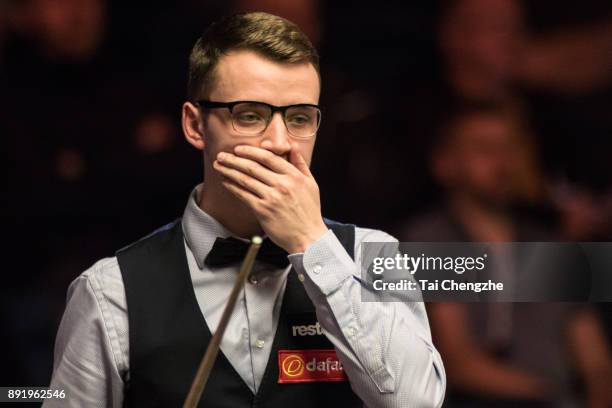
[1,0,611,403]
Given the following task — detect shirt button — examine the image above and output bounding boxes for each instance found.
[313,264,322,274]
[297,273,305,282]
[248,274,259,285]
[347,327,357,337]
[255,339,265,349]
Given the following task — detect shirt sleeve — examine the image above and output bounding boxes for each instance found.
[288,229,446,408]
[43,258,128,408]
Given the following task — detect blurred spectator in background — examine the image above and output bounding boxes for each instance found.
[400,0,612,239]
[518,1,612,241]
[438,0,525,103]
[401,104,612,407]
[437,0,612,118]
[403,103,547,241]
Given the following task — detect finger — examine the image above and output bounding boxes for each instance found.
[289,150,312,177]
[217,152,278,186]
[234,145,295,174]
[213,160,271,199]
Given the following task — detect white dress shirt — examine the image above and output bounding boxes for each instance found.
[45,184,446,408]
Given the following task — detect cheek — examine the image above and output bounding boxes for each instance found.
[204,117,252,156]
[292,140,316,164]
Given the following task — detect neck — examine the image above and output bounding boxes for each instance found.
[449,193,515,242]
[199,180,264,239]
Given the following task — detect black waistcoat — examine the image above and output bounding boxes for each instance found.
[116,219,363,408]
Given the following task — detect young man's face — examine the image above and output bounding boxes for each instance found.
[197,50,321,187]
[438,114,522,207]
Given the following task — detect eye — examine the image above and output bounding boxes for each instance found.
[287,114,311,126]
[236,112,264,123]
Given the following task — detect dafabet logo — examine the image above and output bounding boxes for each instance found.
[278,349,347,383]
[281,354,305,377]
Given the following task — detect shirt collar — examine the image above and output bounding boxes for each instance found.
[182,183,238,269]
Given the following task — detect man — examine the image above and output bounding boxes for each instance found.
[402,104,612,407]
[45,12,446,407]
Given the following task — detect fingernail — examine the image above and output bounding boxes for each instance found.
[218,152,227,160]
[235,145,245,153]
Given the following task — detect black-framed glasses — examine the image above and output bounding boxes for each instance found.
[196,100,322,139]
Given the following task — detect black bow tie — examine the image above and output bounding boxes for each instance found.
[204,236,289,269]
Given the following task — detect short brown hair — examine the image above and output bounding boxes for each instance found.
[187,12,320,101]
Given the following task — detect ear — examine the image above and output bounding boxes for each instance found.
[182,101,205,150]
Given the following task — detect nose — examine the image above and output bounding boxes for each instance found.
[259,112,292,156]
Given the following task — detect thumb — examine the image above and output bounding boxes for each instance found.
[290,150,312,176]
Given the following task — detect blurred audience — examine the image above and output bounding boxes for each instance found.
[438,0,525,103]
[10,0,106,62]
[2,0,199,230]
[403,103,548,241]
[2,0,611,400]
[401,104,612,407]
[439,0,612,98]
[1,0,203,385]
[401,0,612,237]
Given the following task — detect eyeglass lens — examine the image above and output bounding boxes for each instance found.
[231,102,320,137]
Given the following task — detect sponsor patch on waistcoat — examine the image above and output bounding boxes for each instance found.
[278,349,347,383]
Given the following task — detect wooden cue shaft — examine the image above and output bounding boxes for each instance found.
[183,236,263,408]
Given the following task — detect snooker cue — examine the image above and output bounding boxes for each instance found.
[183,236,263,408]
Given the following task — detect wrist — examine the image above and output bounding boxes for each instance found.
[288,223,328,254]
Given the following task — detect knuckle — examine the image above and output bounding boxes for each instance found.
[245,164,256,176]
[268,191,281,204]
[290,173,303,184]
[237,175,249,188]
[276,182,290,195]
